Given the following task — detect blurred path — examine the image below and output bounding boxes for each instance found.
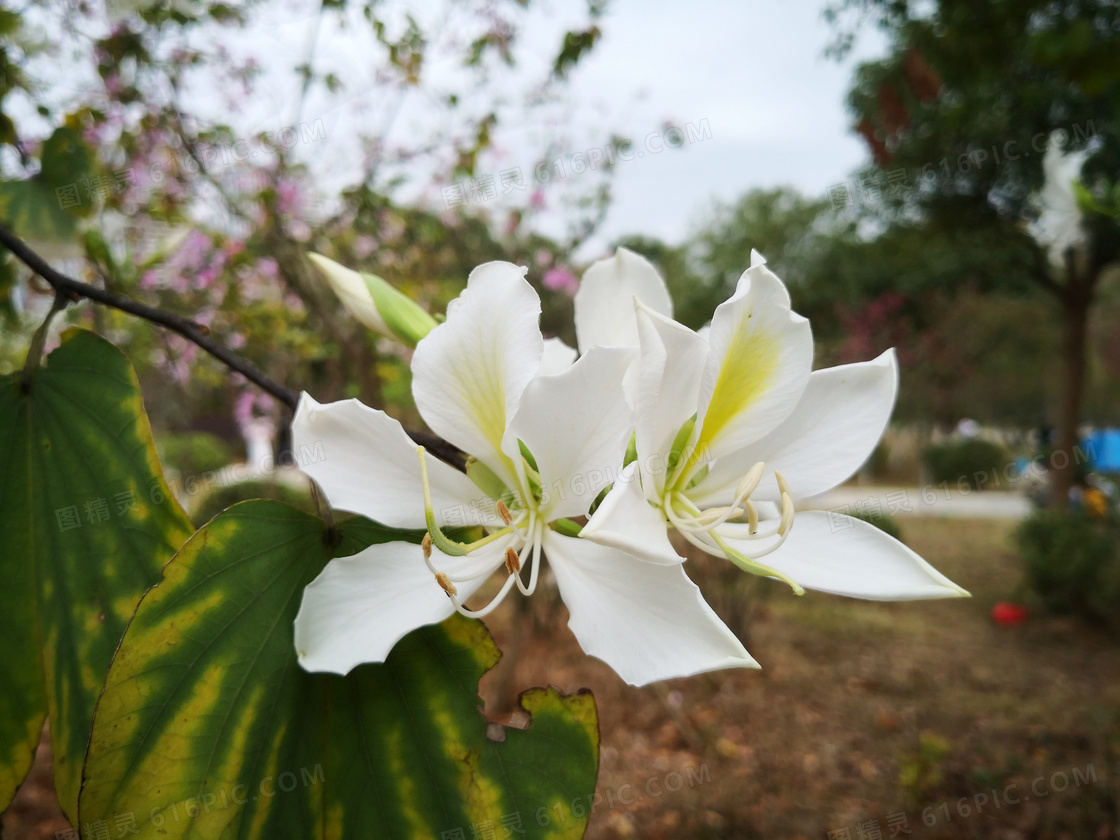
[801,485,1033,520]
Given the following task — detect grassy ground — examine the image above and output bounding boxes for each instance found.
[5,519,1118,839]
[482,518,1120,839]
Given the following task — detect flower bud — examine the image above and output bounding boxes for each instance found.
[307,252,438,347]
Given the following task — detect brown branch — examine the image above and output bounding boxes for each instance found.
[0,220,300,411]
[0,222,469,470]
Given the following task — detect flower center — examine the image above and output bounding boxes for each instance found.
[662,461,804,595]
[416,446,545,618]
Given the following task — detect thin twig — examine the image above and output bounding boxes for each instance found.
[0,222,469,470]
[0,221,300,410]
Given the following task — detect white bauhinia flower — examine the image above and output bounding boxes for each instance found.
[573,246,674,352]
[291,261,756,685]
[531,246,675,376]
[1029,142,1092,269]
[580,251,969,602]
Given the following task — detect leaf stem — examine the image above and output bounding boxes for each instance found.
[21,288,69,390]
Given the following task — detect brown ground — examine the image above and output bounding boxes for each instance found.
[6,519,1119,839]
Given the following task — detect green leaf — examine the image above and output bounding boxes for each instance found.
[0,179,79,242]
[38,127,97,192]
[0,329,194,820]
[80,501,600,839]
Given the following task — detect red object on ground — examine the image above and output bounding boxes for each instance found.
[992,602,1028,626]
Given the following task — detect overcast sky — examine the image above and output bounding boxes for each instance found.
[202,0,887,259]
[548,0,886,256]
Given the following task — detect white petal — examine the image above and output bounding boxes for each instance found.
[694,263,813,462]
[573,247,673,353]
[294,539,507,674]
[544,533,758,685]
[722,510,970,600]
[690,350,899,506]
[292,392,500,529]
[412,261,543,488]
[508,346,636,520]
[581,463,681,565]
[307,252,389,335]
[1030,143,1090,267]
[633,303,710,494]
[539,337,578,375]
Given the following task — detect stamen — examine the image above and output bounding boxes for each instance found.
[774,469,792,500]
[448,572,520,619]
[778,491,795,536]
[419,446,516,557]
[435,571,458,597]
[497,499,513,525]
[735,461,765,502]
[519,519,545,597]
[421,533,432,559]
[711,532,804,596]
[746,500,759,534]
[504,546,521,575]
[417,446,472,556]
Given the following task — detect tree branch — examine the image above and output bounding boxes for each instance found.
[0,222,469,470]
[0,220,300,411]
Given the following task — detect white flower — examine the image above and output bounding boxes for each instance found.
[580,251,970,602]
[291,261,755,685]
[1029,142,1091,269]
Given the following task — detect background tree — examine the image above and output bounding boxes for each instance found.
[0,0,608,471]
[827,0,1120,507]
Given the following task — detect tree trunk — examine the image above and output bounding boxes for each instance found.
[1050,282,1092,511]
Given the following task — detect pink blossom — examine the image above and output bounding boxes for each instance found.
[543,267,579,296]
[277,179,303,216]
[354,234,377,259]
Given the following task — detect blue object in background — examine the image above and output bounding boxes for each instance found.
[1084,429,1120,472]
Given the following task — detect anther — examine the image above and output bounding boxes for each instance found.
[746,500,759,534]
[774,469,792,500]
[504,546,521,575]
[735,462,766,501]
[778,491,795,536]
[497,499,513,525]
[422,533,432,559]
[435,571,457,597]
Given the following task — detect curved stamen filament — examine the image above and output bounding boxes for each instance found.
[524,519,546,596]
[711,531,804,596]
[513,518,544,596]
[447,572,520,619]
[419,446,513,556]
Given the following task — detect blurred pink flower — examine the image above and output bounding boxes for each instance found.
[277,179,303,216]
[354,234,377,259]
[543,267,579,296]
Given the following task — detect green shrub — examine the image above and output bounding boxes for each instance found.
[192,478,315,526]
[921,439,1012,489]
[1015,509,1120,624]
[158,431,237,478]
